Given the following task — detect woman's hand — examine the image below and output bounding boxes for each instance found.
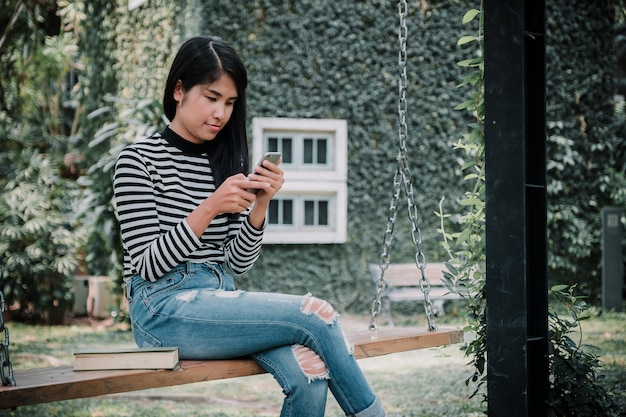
[247,159,284,228]
[187,162,284,236]
[210,173,258,214]
[186,174,256,237]
[247,158,284,203]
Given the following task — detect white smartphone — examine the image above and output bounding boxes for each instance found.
[256,151,282,168]
[250,151,281,193]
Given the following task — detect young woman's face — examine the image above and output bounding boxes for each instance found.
[169,74,238,144]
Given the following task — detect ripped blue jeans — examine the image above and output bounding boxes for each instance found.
[125,262,385,417]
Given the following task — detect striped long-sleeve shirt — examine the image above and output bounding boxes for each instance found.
[113,127,264,282]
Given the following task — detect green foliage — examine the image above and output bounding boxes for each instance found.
[547,285,618,416]
[545,0,625,302]
[0,150,80,320]
[546,126,598,289]
[76,0,118,150]
[111,0,182,101]
[439,3,487,402]
[76,96,165,285]
[0,0,82,319]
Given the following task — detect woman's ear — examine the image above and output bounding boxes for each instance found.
[173,80,183,102]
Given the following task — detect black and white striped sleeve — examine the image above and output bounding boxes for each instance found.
[224,215,265,275]
[113,148,201,281]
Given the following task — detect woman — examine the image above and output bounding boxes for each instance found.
[114,35,385,417]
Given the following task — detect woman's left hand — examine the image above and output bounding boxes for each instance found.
[247,158,284,203]
[246,159,284,229]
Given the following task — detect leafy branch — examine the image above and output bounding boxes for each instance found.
[547,285,617,416]
[438,3,487,403]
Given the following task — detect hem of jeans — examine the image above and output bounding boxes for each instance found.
[354,396,385,417]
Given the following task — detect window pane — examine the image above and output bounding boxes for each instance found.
[303,138,313,164]
[282,138,293,164]
[304,200,315,225]
[268,200,279,224]
[317,139,327,164]
[318,200,328,225]
[268,137,278,152]
[282,200,293,225]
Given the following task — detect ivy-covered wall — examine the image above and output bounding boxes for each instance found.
[113,1,182,100]
[545,0,622,301]
[200,0,471,311]
[85,0,623,311]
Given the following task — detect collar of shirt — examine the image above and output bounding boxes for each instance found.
[161,126,210,156]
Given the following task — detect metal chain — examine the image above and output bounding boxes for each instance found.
[370,0,437,332]
[370,170,402,332]
[0,290,16,386]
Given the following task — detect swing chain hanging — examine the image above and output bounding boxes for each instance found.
[0,290,16,387]
[370,0,437,333]
[370,170,401,331]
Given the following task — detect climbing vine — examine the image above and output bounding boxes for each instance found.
[439,2,486,403]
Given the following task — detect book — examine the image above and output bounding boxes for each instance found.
[73,346,179,371]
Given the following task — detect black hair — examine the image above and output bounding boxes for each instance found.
[163,36,249,185]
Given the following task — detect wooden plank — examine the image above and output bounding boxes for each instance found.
[0,359,266,408]
[351,328,464,358]
[0,327,463,409]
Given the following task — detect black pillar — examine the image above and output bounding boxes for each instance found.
[602,207,624,312]
[484,0,548,416]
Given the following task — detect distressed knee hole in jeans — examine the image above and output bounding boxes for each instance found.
[300,294,354,355]
[300,294,337,325]
[292,344,329,382]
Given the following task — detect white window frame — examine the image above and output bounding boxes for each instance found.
[252,117,348,244]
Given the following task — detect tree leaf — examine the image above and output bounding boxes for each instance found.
[462,9,480,24]
[458,35,477,46]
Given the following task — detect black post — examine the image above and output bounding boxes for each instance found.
[602,207,624,312]
[484,0,548,416]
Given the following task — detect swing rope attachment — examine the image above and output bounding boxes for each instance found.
[0,290,16,387]
[370,0,437,333]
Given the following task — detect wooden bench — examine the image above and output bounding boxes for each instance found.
[0,327,463,409]
[369,262,463,320]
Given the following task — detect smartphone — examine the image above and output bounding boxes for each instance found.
[256,151,282,168]
[250,151,281,193]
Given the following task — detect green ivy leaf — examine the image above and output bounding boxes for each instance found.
[454,99,475,110]
[459,197,483,206]
[462,9,480,24]
[457,35,477,46]
[550,284,570,292]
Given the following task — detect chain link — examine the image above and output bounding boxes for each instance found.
[370,0,437,333]
[370,170,401,332]
[0,290,16,386]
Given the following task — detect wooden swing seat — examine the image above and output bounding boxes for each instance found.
[0,327,463,409]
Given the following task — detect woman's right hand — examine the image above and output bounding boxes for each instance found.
[186,173,256,238]
[207,173,257,214]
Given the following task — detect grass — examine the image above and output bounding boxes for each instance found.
[1,310,625,417]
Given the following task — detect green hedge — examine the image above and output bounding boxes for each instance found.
[545,0,624,302]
